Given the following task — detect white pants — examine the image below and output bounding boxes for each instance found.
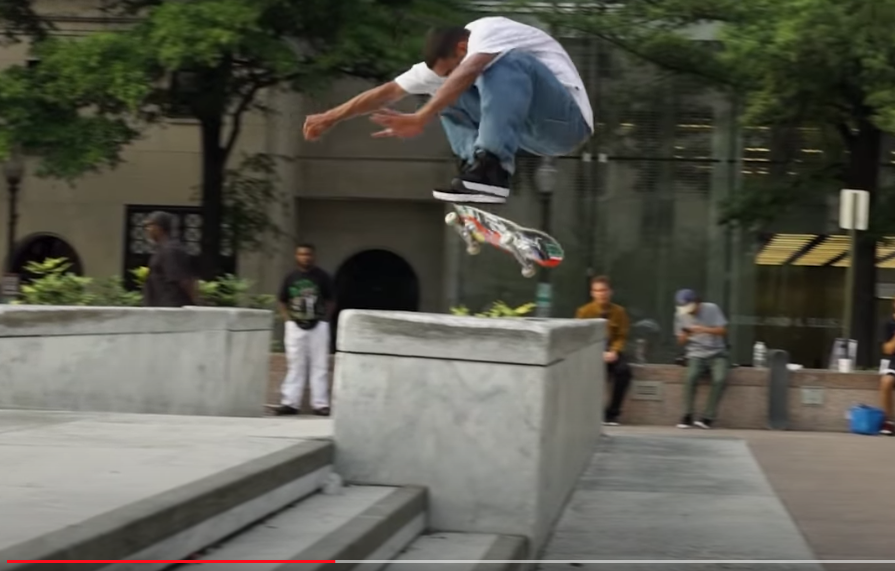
[281,321,331,410]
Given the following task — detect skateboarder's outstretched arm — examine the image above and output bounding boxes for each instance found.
[303,81,408,141]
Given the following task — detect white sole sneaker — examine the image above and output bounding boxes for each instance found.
[694,421,711,429]
[461,180,511,197]
[433,190,507,203]
[676,423,691,429]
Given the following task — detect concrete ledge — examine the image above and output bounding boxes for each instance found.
[1,440,334,571]
[336,311,602,366]
[334,310,605,555]
[0,305,271,336]
[0,306,273,416]
[623,364,880,431]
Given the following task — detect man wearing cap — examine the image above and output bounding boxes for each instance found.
[673,289,729,429]
[143,211,199,307]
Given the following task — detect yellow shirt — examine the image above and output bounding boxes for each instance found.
[575,301,630,353]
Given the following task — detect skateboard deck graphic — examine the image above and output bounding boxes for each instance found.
[445,204,564,278]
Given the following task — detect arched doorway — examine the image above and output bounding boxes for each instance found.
[332,249,420,351]
[9,233,83,282]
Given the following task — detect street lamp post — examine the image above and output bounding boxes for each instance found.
[534,157,558,318]
[3,149,25,273]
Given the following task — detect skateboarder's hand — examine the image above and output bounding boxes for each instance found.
[304,113,335,141]
[603,351,618,364]
[370,109,425,139]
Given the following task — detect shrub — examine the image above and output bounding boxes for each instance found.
[450,301,536,318]
[17,258,95,306]
[14,257,275,310]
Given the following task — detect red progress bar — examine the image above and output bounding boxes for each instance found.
[7,561,336,564]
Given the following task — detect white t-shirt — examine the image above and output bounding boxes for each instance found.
[393,16,594,132]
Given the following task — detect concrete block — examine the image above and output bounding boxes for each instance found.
[333,310,605,554]
[0,306,273,417]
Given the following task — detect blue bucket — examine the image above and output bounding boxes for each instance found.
[849,405,886,435]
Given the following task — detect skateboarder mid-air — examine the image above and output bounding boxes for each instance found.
[302,16,593,204]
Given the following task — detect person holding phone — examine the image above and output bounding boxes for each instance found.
[673,289,729,429]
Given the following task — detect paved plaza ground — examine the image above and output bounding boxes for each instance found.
[1,411,892,569]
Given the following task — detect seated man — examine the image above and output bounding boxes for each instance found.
[575,276,632,426]
[674,289,729,430]
[302,16,593,204]
[880,299,895,434]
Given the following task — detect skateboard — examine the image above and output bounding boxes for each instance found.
[444,204,564,278]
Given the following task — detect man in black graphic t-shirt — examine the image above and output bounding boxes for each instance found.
[879,299,895,434]
[271,244,334,416]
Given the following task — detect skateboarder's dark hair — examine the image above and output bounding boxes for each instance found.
[591,275,611,287]
[296,243,315,252]
[423,26,470,69]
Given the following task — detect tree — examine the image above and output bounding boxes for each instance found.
[0,0,49,42]
[537,0,895,365]
[0,0,467,277]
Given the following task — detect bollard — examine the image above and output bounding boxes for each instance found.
[767,349,790,430]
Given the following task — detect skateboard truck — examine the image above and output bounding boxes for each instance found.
[499,233,537,278]
[445,212,481,256]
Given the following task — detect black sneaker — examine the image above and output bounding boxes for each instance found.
[433,150,510,203]
[270,405,299,416]
[676,414,693,429]
[313,407,331,417]
[694,418,713,429]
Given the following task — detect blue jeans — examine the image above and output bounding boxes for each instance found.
[439,50,591,174]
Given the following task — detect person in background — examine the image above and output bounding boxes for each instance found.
[575,275,632,426]
[878,298,895,434]
[142,211,198,307]
[674,289,729,429]
[270,244,335,417]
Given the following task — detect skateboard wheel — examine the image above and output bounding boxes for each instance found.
[521,266,536,278]
[445,212,458,225]
[467,243,481,256]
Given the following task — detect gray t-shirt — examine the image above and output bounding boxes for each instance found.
[674,302,727,359]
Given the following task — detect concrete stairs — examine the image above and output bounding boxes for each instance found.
[5,439,526,571]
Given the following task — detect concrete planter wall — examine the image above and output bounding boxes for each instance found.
[0,306,272,417]
[331,310,606,555]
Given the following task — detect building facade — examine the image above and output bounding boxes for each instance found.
[3,2,895,367]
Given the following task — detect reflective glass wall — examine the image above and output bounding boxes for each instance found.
[450,35,895,368]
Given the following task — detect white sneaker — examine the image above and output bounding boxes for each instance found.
[694,419,713,429]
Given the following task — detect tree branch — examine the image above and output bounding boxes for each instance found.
[223,83,263,162]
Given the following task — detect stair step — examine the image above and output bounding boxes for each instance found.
[385,532,529,570]
[3,439,333,571]
[192,485,426,570]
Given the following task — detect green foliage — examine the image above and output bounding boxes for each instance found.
[0,0,49,43]
[197,273,277,308]
[14,257,274,309]
[0,0,470,268]
[16,258,95,306]
[92,276,143,307]
[538,0,895,229]
[450,301,537,318]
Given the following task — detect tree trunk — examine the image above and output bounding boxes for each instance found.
[199,117,225,280]
[845,121,882,367]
